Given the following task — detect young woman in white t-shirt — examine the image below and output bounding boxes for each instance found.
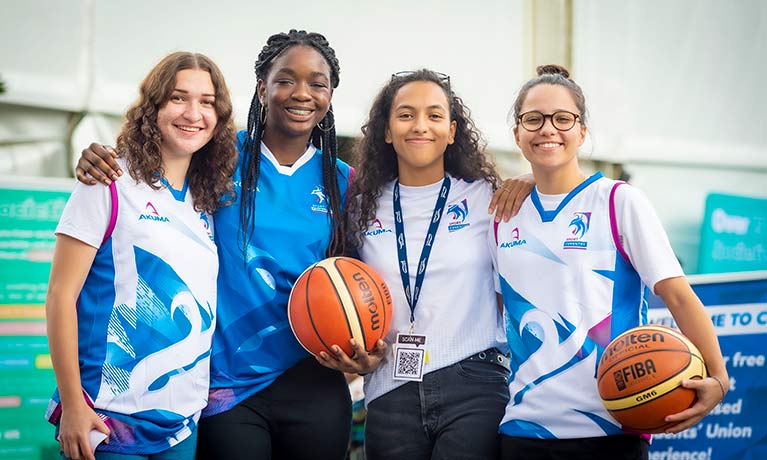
[492,64,728,460]
[320,69,515,460]
[46,52,237,460]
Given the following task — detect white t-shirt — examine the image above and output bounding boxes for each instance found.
[47,158,218,453]
[359,175,507,404]
[491,173,683,439]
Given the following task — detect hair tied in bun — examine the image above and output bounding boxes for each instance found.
[536,64,570,79]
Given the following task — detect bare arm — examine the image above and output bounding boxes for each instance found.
[46,235,110,460]
[488,173,535,222]
[75,143,123,186]
[655,276,729,433]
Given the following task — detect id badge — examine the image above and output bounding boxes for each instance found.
[393,333,427,382]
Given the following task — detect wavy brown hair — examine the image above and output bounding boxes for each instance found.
[348,69,499,246]
[116,51,237,214]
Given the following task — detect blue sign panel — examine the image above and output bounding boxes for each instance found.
[647,271,767,460]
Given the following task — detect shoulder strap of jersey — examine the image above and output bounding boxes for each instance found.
[101,181,118,245]
[609,181,631,264]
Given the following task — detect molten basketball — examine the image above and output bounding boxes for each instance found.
[288,256,392,357]
[597,325,706,433]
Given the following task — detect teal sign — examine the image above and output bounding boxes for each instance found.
[0,178,73,460]
[699,194,767,274]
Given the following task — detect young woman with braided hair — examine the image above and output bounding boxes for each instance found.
[76,30,354,460]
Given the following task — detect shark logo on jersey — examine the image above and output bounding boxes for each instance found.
[447,198,470,232]
[310,186,329,214]
[200,213,214,241]
[365,218,393,237]
[98,247,214,417]
[139,202,170,222]
[563,212,591,250]
[500,227,527,249]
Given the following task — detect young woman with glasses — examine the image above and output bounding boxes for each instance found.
[491,64,728,460]
[318,69,512,459]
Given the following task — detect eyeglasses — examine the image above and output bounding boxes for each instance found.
[391,71,451,90]
[517,110,581,132]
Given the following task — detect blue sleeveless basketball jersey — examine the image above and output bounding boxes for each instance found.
[204,131,350,416]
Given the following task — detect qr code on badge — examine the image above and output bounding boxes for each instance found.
[393,347,424,381]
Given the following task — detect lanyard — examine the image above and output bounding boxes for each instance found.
[393,176,451,323]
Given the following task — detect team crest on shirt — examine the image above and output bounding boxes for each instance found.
[364,218,393,237]
[447,198,470,232]
[563,212,591,250]
[310,186,328,214]
[200,213,214,241]
[138,202,170,223]
[500,227,527,248]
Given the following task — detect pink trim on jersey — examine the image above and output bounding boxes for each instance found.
[102,181,118,245]
[493,220,500,245]
[609,182,630,264]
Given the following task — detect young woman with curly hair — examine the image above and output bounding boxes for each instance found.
[320,69,512,460]
[45,51,237,460]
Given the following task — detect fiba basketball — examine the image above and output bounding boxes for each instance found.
[288,256,393,357]
[597,325,706,433]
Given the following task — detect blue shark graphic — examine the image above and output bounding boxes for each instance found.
[448,198,469,222]
[568,212,592,239]
[100,246,214,417]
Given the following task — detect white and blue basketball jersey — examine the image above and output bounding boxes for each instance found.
[492,172,682,439]
[46,158,218,454]
[359,176,507,405]
[205,132,350,416]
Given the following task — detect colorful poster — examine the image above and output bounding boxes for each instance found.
[0,178,72,460]
[648,271,767,460]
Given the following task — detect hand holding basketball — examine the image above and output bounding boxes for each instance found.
[661,374,728,433]
[597,325,708,433]
[288,256,393,360]
[316,338,388,374]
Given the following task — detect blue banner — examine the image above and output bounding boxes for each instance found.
[647,271,767,460]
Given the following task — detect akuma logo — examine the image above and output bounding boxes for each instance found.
[447,198,470,232]
[500,227,527,248]
[364,218,392,237]
[310,186,328,214]
[563,211,591,250]
[139,202,170,222]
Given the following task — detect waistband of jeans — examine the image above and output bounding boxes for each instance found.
[463,347,510,370]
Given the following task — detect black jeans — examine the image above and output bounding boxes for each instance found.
[365,354,510,460]
[197,358,351,460]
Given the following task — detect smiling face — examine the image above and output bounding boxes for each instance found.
[513,83,586,176]
[156,69,218,161]
[385,81,456,186]
[258,45,332,143]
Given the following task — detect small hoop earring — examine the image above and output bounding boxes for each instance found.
[317,109,334,133]
[259,105,267,126]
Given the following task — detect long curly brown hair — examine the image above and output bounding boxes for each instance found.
[116,51,237,214]
[348,69,499,246]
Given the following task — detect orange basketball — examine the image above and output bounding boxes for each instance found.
[597,325,706,433]
[288,256,393,357]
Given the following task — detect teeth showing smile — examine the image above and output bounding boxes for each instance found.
[536,142,561,148]
[287,108,312,116]
[177,125,202,132]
